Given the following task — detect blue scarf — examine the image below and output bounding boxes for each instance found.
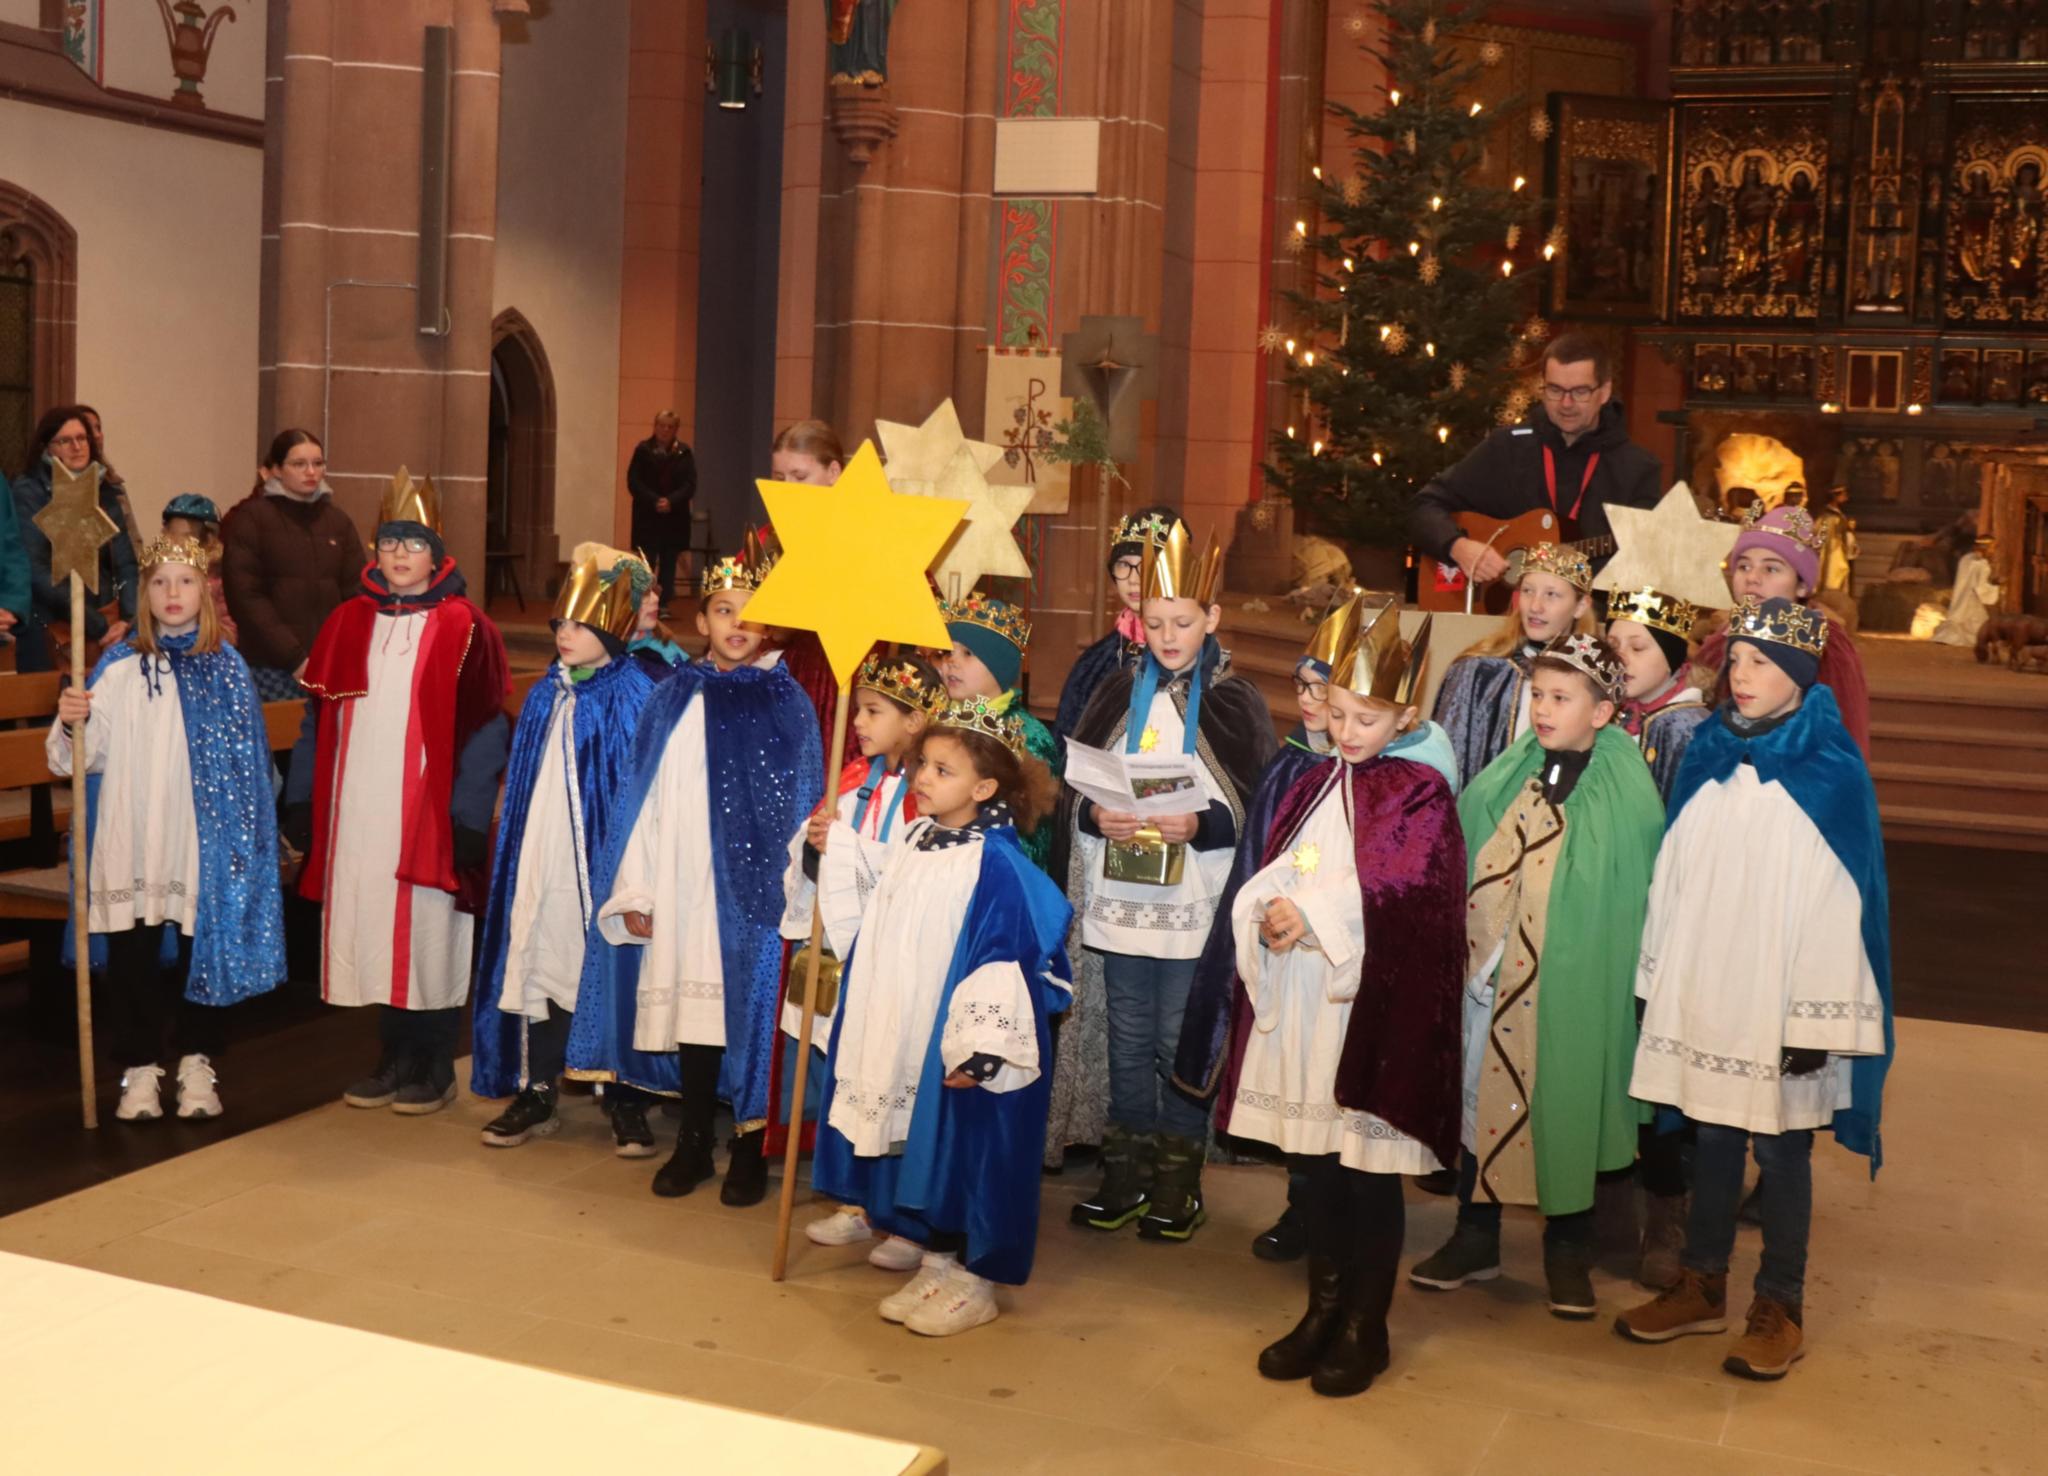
[1665,684,1894,1172]
[69,632,286,1005]
[851,755,908,840]
[1124,636,1215,754]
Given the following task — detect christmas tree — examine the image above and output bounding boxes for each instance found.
[1267,0,1547,546]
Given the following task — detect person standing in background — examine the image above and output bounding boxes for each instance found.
[627,410,697,615]
[13,407,139,673]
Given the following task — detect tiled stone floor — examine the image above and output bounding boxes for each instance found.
[3,1015,2040,1475]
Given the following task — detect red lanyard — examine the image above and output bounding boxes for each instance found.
[1543,446,1600,522]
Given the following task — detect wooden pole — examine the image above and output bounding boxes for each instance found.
[770,675,854,1281]
[70,573,97,1130]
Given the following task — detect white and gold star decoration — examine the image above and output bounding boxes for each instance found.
[34,460,118,592]
[924,442,1034,594]
[1593,483,1742,610]
[875,398,1005,492]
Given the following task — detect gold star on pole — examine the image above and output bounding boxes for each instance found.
[1593,483,1742,610]
[747,440,965,684]
[33,460,119,592]
[922,443,1033,598]
[875,398,1005,491]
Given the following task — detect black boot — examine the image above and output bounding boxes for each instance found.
[1312,1248,1395,1397]
[1257,1254,1344,1381]
[1136,1134,1207,1242]
[720,1127,769,1207]
[652,1124,716,1198]
[1070,1126,1152,1231]
[1252,1206,1308,1263]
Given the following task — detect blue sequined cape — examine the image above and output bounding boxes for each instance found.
[470,658,655,1098]
[813,824,1074,1286]
[1665,686,1894,1171]
[569,659,823,1115]
[69,636,286,1005]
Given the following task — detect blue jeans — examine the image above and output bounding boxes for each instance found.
[1100,951,1210,1140]
[1682,1120,1813,1307]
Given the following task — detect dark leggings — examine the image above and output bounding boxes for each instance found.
[1639,1121,1689,1198]
[379,1003,461,1065]
[106,925,223,1068]
[528,1005,572,1085]
[678,1042,723,1133]
[1453,1148,1596,1251]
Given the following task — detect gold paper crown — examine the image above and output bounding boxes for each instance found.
[1739,500,1826,555]
[700,527,775,595]
[1301,585,1363,671]
[1140,520,1224,606]
[1606,586,1702,643]
[1536,631,1626,701]
[1111,510,1176,550]
[1328,592,1431,706]
[139,535,210,576]
[940,589,1033,650]
[377,467,441,535]
[1729,596,1828,658]
[1522,541,1594,592]
[930,690,1028,756]
[856,652,946,715]
[553,542,647,644]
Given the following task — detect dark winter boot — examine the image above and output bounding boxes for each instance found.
[1070,1127,1153,1232]
[479,1082,560,1147]
[720,1128,769,1207]
[1637,1193,1689,1291]
[1544,1242,1599,1321]
[1252,1206,1308,1263]
[652,1124,717,1198]
[1312,1243,1396,1397]
[1257,1253,1344,1381]
[1407,1222,1502,1291]
[1136,1134,1208,1242]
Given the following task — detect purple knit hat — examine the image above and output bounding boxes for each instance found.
[1728,503,1823,593]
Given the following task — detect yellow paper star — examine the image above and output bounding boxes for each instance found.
[876,398,1006,490]
[32,461,119,594]
[748,440,964,685]
[1138,725,1160,753]
[1592,483,1742,610]
[921,443,1034,597]
[1291,842,1321,876]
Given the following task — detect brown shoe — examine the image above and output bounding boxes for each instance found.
[1613,1267,1729,1343]
[1724,1295,1804,1380]
[1636,1192,1688,1291]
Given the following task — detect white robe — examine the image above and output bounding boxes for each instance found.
[319,613,472,1011]
[1228,769,1440,1174]
[1931,552,2000,647]
[48,655,200,937]
[597,689,726,1050]
[827,822,1056,1158]
[1632,764,1886,1135]
[1077,693,1233,959]
[778,765,911,1038]
[495,680,590,1021]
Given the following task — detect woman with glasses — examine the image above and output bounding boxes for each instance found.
[220,429,366,702]
[11,406,140,674]
[1407,334,1662,591]
[1053,505,1177,740]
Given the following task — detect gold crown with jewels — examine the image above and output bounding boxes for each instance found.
[940,589,1033,650]
[139,535,211,576]
[1538,631,1626,701]
[1327,591,1431,706]
[699,527,774,595]
[1729,595,1828,657]
[554,542,648,644]
[1521,540,1594,593]
[1111,509,1176,551]
[930,690,1028,756]
[856,652,946,715]
[1740,499,1825,554]
[1140,519,1224,606]
[1605,585,1702,643]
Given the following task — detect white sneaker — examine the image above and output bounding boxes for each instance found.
[175,1054,222,1119]
[878,1253,957,1324]
[115,1064,165,1121]
[868,1234,924,1272]
[806,1205,874,1247]
[905,1267,1000,1337]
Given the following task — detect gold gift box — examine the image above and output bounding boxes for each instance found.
[786,944,841,1017]
[1104,824,1186,887]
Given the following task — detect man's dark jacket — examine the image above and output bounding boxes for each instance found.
[626,437,697,541]
[1407,400,1662,561]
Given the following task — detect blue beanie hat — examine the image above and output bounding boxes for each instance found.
[949,618,1023,692]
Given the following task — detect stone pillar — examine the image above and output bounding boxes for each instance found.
[261,0,505,577]
[773,0,827,430]
[614,0,707,546]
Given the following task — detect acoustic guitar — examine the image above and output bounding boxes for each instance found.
[1414,508,1614,615]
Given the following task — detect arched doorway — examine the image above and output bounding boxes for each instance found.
[487,309,557,603]
[0,182,80,479]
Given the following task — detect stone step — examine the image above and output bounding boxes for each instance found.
[1868,688,2048,737]
[1871,761,2048,820]
[1869,720,2048,775]
[1878,803,2048,852]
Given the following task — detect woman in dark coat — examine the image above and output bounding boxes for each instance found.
[11,406,139,673]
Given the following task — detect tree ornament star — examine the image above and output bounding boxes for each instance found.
[923,443,1034,595]
[748,440,964,683]
[33,460,118,593]
[1593,483,1742,610]
[875,398,1005,492]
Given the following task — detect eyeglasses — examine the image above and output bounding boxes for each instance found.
[1540,383,1601,404]
[376,536,433,554]
[50,434,91,448]
[1111,557,1143,580]
[1292,677,1329,701]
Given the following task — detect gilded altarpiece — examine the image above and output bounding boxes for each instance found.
[1675,103,1833,322]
